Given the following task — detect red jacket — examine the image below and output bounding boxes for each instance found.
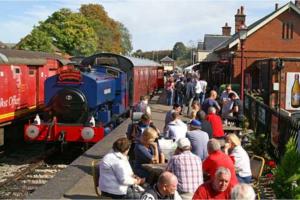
[203,150,238,186]
[193,181,232,200]
[206,113,224,138]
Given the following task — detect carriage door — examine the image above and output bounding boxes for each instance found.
[27,67,38,108]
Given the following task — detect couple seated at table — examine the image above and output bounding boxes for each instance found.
[221,92,244,127]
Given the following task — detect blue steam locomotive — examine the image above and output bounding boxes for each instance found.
[24,53,163,143]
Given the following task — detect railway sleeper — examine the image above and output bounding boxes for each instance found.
[20,179,48,185]
[26,174,56,179]
[33,169,61,173]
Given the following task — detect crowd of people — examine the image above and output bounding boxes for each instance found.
[97,71,255,200]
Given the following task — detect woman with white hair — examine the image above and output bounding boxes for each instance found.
[231,183,256,200]
[224,134,252,183]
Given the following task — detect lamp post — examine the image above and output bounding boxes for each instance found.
[239,25,247,100]
[229,51,235,84]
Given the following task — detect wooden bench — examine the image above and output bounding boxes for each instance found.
[91,160,101,197]
[250,155,265,200]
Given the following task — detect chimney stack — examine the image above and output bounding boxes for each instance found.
[222,22,231,36]
[295,0,300,7]
[235,6,246,33]
[275,3,279,10]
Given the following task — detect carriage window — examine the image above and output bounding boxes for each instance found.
[29,69,35,76]
[14,68,20,74]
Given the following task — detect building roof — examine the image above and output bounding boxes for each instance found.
[4,43,16,49]
[202,34,231,51]
[214,2,300,51]
[0,41,7,49]
[160,56,174,62]
[197,42,204,50]
[125,56,161,67]
[0,49,69,65]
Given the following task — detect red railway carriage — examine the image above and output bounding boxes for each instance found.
[125,56,163,105]
[157,66,164,89]
[0,49,69,126]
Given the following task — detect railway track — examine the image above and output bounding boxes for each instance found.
[0,143,86,199]
[0,160,67,199]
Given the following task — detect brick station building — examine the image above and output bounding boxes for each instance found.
[198,1,300,96]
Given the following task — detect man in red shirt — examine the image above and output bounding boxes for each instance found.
[202,139,238,186]
[206,107,224,138]
[193,167,233,199]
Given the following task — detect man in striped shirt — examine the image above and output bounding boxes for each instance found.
[166,138,203,200]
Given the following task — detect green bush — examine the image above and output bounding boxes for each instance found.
[272,136,300,199]
[244,132,267,156]
[218,84,240,96]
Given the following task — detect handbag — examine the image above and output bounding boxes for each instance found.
[125,184,144,199]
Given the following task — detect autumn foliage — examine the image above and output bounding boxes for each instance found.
[16,4,132,56]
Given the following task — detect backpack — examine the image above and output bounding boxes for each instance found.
[126,123,139,140]
[175,81,184,93]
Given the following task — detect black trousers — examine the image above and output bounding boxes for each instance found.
[101,191,125,199]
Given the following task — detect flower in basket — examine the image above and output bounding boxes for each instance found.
[266,173,273,178]
[267,160,276,168]
[263,160,277,180]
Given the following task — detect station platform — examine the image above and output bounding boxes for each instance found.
[28,92,172,199]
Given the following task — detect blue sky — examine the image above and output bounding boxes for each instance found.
[0,0,287,51]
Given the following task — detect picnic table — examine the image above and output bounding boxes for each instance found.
[223,125,243,133]
[142,163,167,174]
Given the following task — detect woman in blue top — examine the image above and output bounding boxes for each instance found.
[134,127,165,179]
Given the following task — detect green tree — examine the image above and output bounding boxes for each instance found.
[80,4,122,53]
[172,42,187,60]
[132,49,143,57]
[41,8,98,56]
[272,136,300,199]
[16,28,54,52]
[118,22,132,55]
[17,8,98,56]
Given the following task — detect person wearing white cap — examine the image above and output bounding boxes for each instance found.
[166,138,203,200]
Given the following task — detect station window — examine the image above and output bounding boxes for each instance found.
[282,22,294,39]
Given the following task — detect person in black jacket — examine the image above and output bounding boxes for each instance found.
[227,92,244,127]
[196,110,213,139]
[140,171,182,200]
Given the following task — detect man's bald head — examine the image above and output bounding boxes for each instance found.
[157,171,178,196]
[158,171,177,186]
